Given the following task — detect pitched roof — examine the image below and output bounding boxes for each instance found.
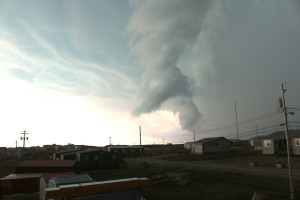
[50,174,93,186]
[17,160,78,168]
[195,137,228,144]
[250,135,267,141]
[263,130,300,140]
[1,173,43,180]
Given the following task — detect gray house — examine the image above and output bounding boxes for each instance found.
[192,137,231,154]
[262,130,300,155]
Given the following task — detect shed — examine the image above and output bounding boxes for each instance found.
[192,137,231,154]
[262,130,300,155]
[48,174,93,188]
[15,160,80,174]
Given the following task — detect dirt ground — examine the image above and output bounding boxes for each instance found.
[87,150,300,200]
[1,149,300,199]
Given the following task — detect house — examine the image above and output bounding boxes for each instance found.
[249,136,266,150]
[262,130,300,155]
[14,160,80,174]
[192,137,231,154]
[48,174,93,188]
[59,149,122,170]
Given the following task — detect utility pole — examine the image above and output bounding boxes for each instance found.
[20,130,29,148]
[193,130,196,143]
[280,83,295,200]
[192,130,196,154]
[139,126,142,160]
[235,101,239,140]
[15,140,18,159]
[109,137,112,146]
[163,138,164,145]
[256,125,258,137]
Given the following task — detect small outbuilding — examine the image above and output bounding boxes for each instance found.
[192,137,231,154]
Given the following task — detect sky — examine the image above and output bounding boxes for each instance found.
[0,0,300,147]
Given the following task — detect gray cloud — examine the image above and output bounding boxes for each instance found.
[127,0,213,129]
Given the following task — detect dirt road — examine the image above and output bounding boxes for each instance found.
[126,155,300,180]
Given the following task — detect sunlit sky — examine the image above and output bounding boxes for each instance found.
[0,0,300,147]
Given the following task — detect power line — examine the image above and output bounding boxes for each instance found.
[196,111,280,135]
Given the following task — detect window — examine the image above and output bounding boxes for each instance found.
[94,155,98,161]
[85,155,89,161]
[264,140,271,147]
[295,139,300,146]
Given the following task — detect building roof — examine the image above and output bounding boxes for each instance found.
[108,146,142,149]
[249,135,267,141]
[263,130,300,140]
[76,149,102,154]
[45,177,150,199]
[1,173,43,180]
[195,137,229,144]
[50,174,93,186]
[16,160,78,168]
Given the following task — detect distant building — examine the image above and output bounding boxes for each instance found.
[184,142,193,150]
[249,136,266,150]
[107,146,148,157]
[59,149,123,169]
[192,137,231,154]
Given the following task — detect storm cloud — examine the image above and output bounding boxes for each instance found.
[127,0,223,129]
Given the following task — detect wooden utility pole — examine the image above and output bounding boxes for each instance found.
[20,130,29,148]
[280,83,295,200]
[15,140,18,159]
[235,102,239,140]
[256,125,258,137]
[192,130,196,154]
[139,125,142,159]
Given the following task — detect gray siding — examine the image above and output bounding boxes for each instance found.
[292,138,300,155]
[194,138,230,154]
[262,139,274,155]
